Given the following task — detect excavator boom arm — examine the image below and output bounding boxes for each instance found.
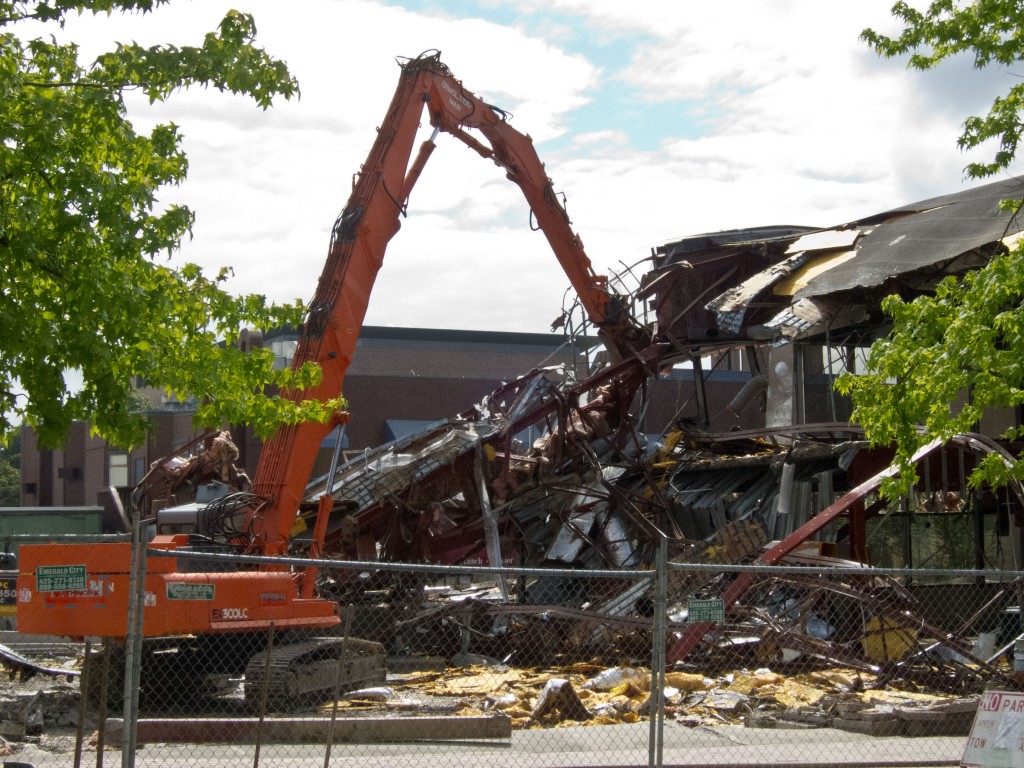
[252,51,617,556]
[417,69,612,325]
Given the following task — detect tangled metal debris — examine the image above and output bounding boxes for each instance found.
[134,362,1020,701]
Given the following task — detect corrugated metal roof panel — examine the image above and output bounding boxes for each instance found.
[797,178,1024,298]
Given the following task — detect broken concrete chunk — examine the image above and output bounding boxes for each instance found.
[580,667,650,692]
[706,690,749,713]
[771,708,832,728]
[835,698,873,715]
[530,678,592,721]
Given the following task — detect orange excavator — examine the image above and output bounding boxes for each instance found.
[15,51,640,704]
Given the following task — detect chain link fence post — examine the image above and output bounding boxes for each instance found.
[121,507,147,768]
[648,535,667,768]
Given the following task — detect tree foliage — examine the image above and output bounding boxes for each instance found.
[861,0,1024,179]
[836,240,1024,496]
[0,432,18,506]
[839,1,1024,496]
[0,1,344,449]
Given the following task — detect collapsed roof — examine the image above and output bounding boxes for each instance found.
[647,177,1024,351]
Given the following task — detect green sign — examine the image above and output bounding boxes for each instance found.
[688,598,725,622]
[36,564,87,592]
[166,582,215,601]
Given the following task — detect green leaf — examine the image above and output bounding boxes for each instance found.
[837,241,1024,496]
[863,0,1024,178]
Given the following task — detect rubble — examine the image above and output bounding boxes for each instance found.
[530,678,592,722]
[377,661,980,735]
[0,633,995,752]
[259,347,1024,692]
[580,666,649,692]
[132,430,253,523]
[101,347,1024,736]
[0,646,83,755]
[0,643,79,684]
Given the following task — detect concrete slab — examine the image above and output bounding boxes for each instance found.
[106,714,513,744]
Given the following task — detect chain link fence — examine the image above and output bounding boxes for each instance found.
[7,549,1022,767]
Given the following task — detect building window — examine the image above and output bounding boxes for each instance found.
[134,457,146,485]
[109,452,129,487]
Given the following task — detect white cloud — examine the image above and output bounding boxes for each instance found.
[22,0,1024,335]
[526,0,1022,254]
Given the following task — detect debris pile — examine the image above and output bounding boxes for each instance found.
[133,430,253,521]
[0,648,990,747]
[0,645,82,754]
[128,357,1024,710]
[298,416,1024,693]
[330,662,980,737]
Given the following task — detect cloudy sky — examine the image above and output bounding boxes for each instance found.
[46,0,1024,334]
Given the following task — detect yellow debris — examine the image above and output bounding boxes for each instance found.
[726,670,785,694]
[390,663,970,731]
[803,670,865,689]
[665,672,712,691]
[862,688,947,705]
[771,681,826,708]
[609,681,648,698]
[861,615,918,661]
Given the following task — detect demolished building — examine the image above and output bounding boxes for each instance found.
[292,181,1024,550]
[643,177,1024,566]
[130,177,1024,693]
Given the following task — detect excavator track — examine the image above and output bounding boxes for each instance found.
[244,636,386,709]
